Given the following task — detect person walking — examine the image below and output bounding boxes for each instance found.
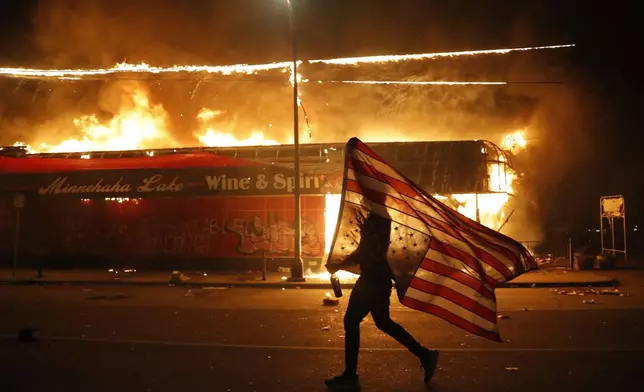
[324,212,439,389]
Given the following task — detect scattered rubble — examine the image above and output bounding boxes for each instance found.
[323,297,340,306]
[185,288,221,297]
[322,292,340,306]
[553,288,629,297]
[169,270,190,286]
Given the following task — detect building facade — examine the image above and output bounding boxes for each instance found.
[0,140,516,271]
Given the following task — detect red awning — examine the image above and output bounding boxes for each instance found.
[0,152,264,174]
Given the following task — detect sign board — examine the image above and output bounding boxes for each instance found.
[600,195,625,218]
[599,195,627,260]
[13,193,25,209]
[1,167,344,198]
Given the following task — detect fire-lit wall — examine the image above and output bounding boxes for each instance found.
[0,195,325,270]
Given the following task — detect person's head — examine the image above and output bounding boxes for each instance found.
[356,210,391,258]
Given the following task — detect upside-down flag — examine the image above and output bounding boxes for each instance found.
[325,138,538,341]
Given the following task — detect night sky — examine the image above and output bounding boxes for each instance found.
[0,0,642,245]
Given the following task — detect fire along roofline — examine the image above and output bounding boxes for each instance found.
[1,140,515,196]
[1,139,511,162]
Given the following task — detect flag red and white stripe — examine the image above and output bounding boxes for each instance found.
[326,138,537,341]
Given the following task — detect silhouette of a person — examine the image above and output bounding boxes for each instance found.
[325,211,439,389]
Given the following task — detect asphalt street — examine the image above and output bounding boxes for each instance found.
[1,284,643,391]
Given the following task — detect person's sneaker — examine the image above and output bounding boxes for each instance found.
[324,373,360,390]
[420,348,439,383]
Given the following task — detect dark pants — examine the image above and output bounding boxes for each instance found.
[343,276,425,375]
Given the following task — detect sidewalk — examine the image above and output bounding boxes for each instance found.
[0,266,618,289]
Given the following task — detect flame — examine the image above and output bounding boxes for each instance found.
[12,142,35,154]
[324,194,343,253]
[32,87,175,153]
[0,44,574,80]
[196,108,221,122]
[16,90,285,153]
[197,131,280,147]
[488,162,514,194]
[194,108,280,147]
[0,61,291,79]
[305,270,360,283]
[501,130,528,154]
[309,44,575,66]
[318,80,506,86]
[449,193,509,230]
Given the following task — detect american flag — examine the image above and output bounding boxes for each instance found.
[326,138,538,342]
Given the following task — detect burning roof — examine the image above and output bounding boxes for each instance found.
[3,139,515,195]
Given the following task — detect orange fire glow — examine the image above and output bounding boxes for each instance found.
[12,86,524,259]
[17,89,284,153]
[195,108,280,147]
[501,130,528,154]
[0,44,574,80]
[28,87,175,153]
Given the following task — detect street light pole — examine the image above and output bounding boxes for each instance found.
[287,0,305,281]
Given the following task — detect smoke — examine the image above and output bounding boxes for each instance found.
[29,0,291,67]
[32,0,210,67]
[3,0,579,151]
[0,0,601,243]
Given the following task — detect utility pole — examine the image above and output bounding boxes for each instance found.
[286,0,305,282]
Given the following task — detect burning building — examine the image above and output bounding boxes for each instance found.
[0,139,519,273]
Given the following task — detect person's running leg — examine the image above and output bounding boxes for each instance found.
[370,287,439,383]
[343,287,371,376]
[325,278,370,389]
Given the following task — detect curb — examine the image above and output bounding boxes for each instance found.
[0,279,337,289]
[499,280,619,288]
[0,278,619,289]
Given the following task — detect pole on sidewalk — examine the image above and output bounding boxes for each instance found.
[262,251,267,281]
[286,0,305,283]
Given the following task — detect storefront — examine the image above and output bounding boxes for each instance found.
[0,139,519,271]
[0,151,342,270]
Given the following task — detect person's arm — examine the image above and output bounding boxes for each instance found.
[326,250,361,274]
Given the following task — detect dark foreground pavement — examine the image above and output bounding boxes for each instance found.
[1,284,644,391]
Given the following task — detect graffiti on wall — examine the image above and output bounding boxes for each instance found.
[226,212,323,256]
[14,196,326,260]
[54,211,323,258]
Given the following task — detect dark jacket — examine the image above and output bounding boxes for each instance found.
[335,212,394,282]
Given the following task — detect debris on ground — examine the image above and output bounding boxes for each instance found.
[169,270,190,285]
[322,292,340,306]
[321,325,331,331]
[554,288,629,297]
[323,297,340,306]
[505,367,519,371]
[582,299,595,304]
[497,314,510,320]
